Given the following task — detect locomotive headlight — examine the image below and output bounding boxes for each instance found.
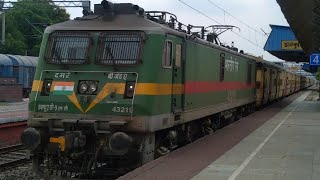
[78,81,99,95]
[89,83,97,92]
[80,83,88,92]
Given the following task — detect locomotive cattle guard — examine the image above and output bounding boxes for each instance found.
[20,1,314,179]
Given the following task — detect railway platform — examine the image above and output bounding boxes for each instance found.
[193,89,320,180]
[0,98,28,124]
[119,88,320,180]
[0,99,28,147]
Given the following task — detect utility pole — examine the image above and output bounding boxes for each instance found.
[0,0,5,45]
[1,1,90,10]
[1,12,4,45]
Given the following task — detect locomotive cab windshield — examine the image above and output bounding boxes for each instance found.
[45,32,91,65]
[44,31,145,66]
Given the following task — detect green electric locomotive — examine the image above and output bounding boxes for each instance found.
[22,1,257,178]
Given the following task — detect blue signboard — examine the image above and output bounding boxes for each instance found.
[310,54,320,65]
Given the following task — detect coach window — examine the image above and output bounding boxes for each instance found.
[256,81,261,89]
[162,41,173,68]
[175,44,182,68]
[220,53,225,81]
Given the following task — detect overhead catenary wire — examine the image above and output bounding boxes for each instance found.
[206,0,267,38]
[177,0,264,49]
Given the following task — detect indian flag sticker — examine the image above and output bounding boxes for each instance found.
[53,82,75,95]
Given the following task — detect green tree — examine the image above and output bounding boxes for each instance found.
[0,0,70,56]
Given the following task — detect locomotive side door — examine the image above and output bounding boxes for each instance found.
[168,35,184,116]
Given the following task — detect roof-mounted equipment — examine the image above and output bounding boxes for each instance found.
[205,25,240,45]
[146,11,178,29]
[145,11,240,47]
[93,0,145,20]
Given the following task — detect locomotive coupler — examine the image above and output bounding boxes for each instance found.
[49,131,86,153]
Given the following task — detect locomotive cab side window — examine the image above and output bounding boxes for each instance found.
[162,41,173,68]
[220,53,225,81]
[175,44,182,68]
[247,63,252,84]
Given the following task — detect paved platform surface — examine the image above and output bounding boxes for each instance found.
[193,90,320,180]
[0,99,28,124]
[118,90,306,180]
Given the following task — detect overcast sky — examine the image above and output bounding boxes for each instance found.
[66,0,289,62]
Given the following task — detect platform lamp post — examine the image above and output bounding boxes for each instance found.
[310,51,320,100]
[317,49,320,101]
[317,67,320,101]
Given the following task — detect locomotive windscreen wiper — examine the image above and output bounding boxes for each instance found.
[53,49,63,64]
[105,45,116,67]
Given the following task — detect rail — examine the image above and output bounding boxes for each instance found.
[0,144,29,169]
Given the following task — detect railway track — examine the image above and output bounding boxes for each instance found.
[0,144,29,169]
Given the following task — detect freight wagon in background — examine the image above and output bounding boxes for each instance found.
[0,54,38,101]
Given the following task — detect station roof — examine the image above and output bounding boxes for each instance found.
[264,25,308,62]
[276,0,319,56]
